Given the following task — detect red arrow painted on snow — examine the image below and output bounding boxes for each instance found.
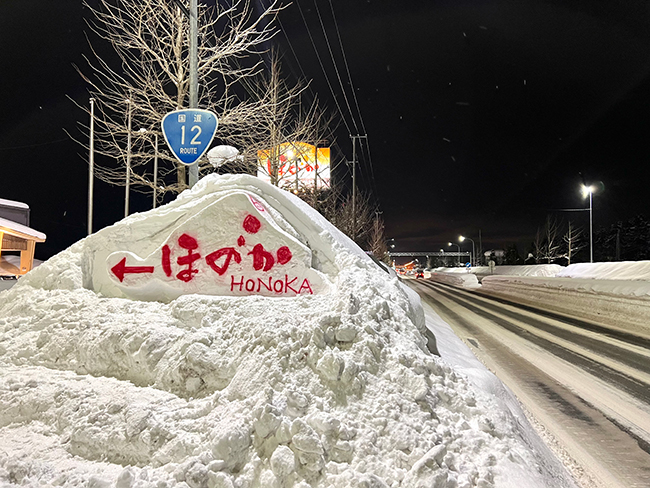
[111,257,154,282]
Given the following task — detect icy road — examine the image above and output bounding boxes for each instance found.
[408,279,650,488]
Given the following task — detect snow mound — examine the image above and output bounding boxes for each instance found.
[557,260,650,281]
[0,175,557,487]
[429,271,481,289]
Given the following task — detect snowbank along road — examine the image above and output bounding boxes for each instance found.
[408,279,650,488]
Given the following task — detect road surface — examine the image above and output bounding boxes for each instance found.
[408,279,650,488]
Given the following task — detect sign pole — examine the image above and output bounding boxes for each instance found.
[188,0,199,188]
[153,133,159,209]
[88,97,95,235]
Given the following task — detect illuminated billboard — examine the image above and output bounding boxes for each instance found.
[257,142,330,190]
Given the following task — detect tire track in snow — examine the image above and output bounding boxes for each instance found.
[408,279,650,488]
[418,280,650,404]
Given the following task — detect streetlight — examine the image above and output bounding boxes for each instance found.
[448,242,460,266]
[459,235,475,267]
[581,184,596,263]
[125,96,132,218]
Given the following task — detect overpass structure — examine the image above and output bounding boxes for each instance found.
[388,251,471,267]
[388,251,471,258]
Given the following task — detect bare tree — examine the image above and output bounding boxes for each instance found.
[368,213,389,263]
[334,191,377,248]
[543,215,561,263]
[562,221,586,264]
[72,0,281,199]
[532,228,544,264]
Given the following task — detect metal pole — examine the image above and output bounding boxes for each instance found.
[188,0,199,188]
[125,97,132,218]
[153,133,159,209]
[589,191,593,263]
[351,137,357,241]
[470,239,475,267]
[88,98,95,235]
[313,146,318,206]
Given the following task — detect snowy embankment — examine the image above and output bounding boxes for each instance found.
[429,264,561,288]
[429,270,480,289]
[480,262,650,337]
[0,174,574,488]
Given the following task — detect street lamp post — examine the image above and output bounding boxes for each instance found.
[125,96,132,218]
[448,242,460,266]
[459,235,475,267]
[582,185,595,263]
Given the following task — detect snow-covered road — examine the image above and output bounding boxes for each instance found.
[408,279,650,488]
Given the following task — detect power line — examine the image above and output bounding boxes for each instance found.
[313,1,376,194]
[312,0,359,135]
[276,14,316,98]
[295,1,353,135]
[326,0,367,136]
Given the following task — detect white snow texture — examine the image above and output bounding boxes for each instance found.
[0,175,567,487]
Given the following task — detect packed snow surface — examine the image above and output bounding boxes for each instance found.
[0,175,571,487]
[557,260,650,281]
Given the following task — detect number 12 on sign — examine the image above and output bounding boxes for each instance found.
[162,109,218,166]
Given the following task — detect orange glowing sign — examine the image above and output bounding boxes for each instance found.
[257,142,330,189]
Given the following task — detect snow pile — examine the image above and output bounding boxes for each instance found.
[476,265,563,278]
[0,174,565,487]
[429,271,480,289]
[480,274,650,336]
[557,260,650,281]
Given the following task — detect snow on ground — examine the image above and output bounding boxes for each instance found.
[428,261,650,338]
[556,260,650,281]
[0,174,575,488]
[427,271,480,289]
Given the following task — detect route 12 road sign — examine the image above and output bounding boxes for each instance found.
[162,109,218,165]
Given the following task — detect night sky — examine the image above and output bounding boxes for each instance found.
[2,0,650,260]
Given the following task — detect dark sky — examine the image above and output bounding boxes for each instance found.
[1,0,650,259]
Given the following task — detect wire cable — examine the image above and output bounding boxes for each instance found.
[318,0,376,192]
[295,1,353,135]
[326,0,367,136]
[312,0,360,135]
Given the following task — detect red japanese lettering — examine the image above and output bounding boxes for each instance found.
[162,245,172,277]
[243,215,261,234]
[176,233,201,282]
[206,247,242,275]
[277,246,292,265]
[248,243,275,272]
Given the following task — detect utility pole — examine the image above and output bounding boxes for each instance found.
[349,134,367,242]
